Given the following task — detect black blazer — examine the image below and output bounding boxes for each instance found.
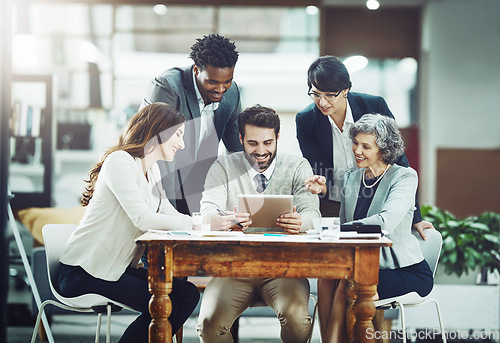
[295,92,422,223]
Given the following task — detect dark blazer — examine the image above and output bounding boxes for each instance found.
[141,65,243,213]
[141,65,242,152]
[295,92,422,223]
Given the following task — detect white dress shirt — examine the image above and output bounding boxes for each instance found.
[244,155,277,192]
[328,100,358,202]
[193,72,219,154]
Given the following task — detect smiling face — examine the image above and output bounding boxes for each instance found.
[240,124,278,172]
[194,64,234,105]
[310,85,349,118]
[160,123,185,162]
[352,132,383,169]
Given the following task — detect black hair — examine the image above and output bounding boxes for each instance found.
[307,55,352,92]
[238,105,280,139]
[189,33,239,70]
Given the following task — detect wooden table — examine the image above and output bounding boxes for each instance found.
[136,232,392,343]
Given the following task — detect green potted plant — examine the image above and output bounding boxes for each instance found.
[420,205,500,281]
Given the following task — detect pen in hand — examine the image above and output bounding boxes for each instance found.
[216,208,244,229]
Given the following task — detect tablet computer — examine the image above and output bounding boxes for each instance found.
[237,194,293,230]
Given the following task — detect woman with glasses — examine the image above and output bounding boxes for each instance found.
[297,56,432,234]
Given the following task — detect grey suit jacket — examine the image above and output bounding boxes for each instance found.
[340,165,424,269]
[141,65,242,153]
[141,65,243,213]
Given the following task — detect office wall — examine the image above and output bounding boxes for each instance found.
[436,149,500,217]
[322,7,421,59]
[419,0,500,216]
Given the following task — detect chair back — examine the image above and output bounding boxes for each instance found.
[412,228,442,277]
[42,224,78,300]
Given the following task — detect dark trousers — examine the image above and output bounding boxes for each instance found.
[57,263,200,343]
[378,259,434,300]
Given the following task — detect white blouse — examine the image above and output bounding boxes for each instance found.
[60,151,192,281]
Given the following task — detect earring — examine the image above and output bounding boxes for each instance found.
[343,94,347,98]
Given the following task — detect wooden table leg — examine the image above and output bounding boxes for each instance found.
[352,282,377,343]
[352,247,380,343]
[346,281,357,342]
[148,244,173,343]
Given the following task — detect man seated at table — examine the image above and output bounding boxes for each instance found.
[197,104,320,343]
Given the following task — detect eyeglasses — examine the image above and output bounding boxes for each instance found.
[308,90,343,102]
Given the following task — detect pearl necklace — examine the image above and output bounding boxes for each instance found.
[362,164,390,189]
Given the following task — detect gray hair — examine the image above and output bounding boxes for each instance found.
[349,114,404,164]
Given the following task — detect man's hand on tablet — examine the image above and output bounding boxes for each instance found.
[277,206,302,234]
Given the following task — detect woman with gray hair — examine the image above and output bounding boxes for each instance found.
[314,114,433,343]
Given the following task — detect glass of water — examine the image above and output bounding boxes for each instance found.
[192,212,202,231]
[200,214,211,232]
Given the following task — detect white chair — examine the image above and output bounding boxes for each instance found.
[31,224,135,343]
[308,293,319,343]
[374,228,447,343]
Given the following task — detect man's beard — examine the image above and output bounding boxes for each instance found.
[245,150,277,172]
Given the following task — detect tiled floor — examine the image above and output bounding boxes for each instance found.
[7,276,321,343]
[8,314,322,342]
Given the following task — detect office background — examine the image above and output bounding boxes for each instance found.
[1,0,499,341]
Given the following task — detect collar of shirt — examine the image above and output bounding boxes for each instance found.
[327,98,357,201]
[346,98,354,126]
[327,98,354,132]
[244,154,277,185]
[192,70,220,113]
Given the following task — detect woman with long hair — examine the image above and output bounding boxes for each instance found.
[57,103,200,342]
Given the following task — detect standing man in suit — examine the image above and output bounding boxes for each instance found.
[296,55,433,237]
[141,34,242,214]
